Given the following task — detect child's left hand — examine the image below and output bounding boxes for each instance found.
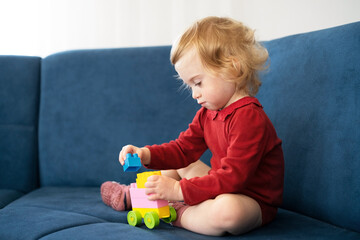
[144,175,184,202]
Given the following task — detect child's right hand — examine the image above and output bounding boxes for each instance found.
[119,145,151,166]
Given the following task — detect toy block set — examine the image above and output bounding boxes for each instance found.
[124,154,177,229]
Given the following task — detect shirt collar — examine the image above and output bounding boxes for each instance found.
[208,96,263,121]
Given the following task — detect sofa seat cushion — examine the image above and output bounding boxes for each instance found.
[0,189,23,208]
[38,223,191,240]
[0,187,359,240]
[1,187,127,223]
[259,209,360,239]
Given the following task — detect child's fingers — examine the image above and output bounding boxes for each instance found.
[118,154,124,165]
[119,145,136,165]
[146,175,159,182]
[147,193,160,201]
[144,181,155,189]
[144,176,159,188]
[144,186,159,199]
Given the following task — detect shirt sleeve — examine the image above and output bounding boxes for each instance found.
[146,108,208,170]
[180,107,272,205]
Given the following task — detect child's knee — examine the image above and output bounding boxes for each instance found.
[211,195,244,226]
[210,194,262,234]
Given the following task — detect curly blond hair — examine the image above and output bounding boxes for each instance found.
[170,16,268,96]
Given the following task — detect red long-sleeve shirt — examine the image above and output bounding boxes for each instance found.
[146,97,284,209]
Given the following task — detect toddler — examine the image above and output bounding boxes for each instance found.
[101,16,284,236]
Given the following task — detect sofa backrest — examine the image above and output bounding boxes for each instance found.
[39,47,205,187]
[0,56,41,193]
[257,22,360,232]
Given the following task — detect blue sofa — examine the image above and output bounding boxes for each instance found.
[0,22,359,239]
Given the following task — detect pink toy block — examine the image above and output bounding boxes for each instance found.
[131,198,168,209]
[129,187,146,199]
[130,188,168,208]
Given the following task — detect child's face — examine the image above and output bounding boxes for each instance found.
[175,48,241,111]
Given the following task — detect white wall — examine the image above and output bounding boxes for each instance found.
[0,0,359,57]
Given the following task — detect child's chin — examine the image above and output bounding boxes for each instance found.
[204,106,217,111]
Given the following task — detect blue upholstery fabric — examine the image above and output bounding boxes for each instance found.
[257,22,360,232]
[0,56,40,194]
[0,189,23,208]
[1,187,358,240]
[39,47,210,187]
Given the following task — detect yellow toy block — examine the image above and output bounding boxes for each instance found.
[132,205,170,219]
[136,171,161,188]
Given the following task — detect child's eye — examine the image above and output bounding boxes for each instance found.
[194,81,201,87]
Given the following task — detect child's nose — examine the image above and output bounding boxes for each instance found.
[192,89,201,99]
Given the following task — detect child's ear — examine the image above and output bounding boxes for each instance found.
[231,58,241,72]
[230,58,246,81]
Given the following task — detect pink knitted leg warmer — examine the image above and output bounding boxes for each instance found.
[170,201,190,228]
[100,181,131,211]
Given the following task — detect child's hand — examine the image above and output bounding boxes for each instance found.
[119,145,151,166]
[144,175,184,202]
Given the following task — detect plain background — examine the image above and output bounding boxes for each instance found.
[0,0,359,57]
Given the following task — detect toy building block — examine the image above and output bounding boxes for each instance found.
[123,153,141,172]
[136,171,161,188]
[127,171,177,229]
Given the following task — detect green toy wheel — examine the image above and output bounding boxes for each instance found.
[162,206,177,223]
[144,211,160,229]
[127,210,142,227]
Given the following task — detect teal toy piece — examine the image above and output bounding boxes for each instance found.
[123,153,141,172]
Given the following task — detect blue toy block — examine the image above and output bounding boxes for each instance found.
[123,153,141,172]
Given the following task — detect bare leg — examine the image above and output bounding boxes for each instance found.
[180,194,262,236]
[162,161,261,236]
[161,160,210,180]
